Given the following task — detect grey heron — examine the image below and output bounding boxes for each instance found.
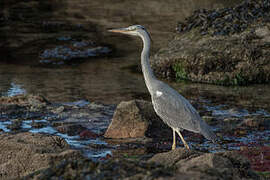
[109,25,217,149]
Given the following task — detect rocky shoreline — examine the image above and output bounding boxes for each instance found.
[0,94,269,179]
[1,0,270,179]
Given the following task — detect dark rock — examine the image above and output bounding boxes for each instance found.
[104,99,171,139]
[79,129,99,139]
[0,104,26,117]
[56,124,87,136]
[24,148,263,180]
[31,121,48,129]
[242,117,270,129]
[152,23,270,85]
[153,0,270,85]
[176,0,270,36]
[0,94,49,106]
[0,95,51,120]
[238,146,270,172]
[24,157,173,180]
[149,148,263,180]
[7,119,22,131]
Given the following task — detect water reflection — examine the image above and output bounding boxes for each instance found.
[0,0,264,106]
[1,82,26,97]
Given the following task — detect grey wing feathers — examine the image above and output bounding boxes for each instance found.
[152,82,217,142]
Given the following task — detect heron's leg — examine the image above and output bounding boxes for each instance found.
[176,129,190,149]
[172,129,176,150]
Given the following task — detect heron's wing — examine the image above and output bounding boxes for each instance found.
[151,84,201,133]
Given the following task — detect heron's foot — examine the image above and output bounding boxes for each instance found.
[171,143,176,150]
[184,143,190,150]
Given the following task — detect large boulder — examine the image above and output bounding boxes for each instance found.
[104,100,171,139]
[0,132,81,179]
[151,0,270,85]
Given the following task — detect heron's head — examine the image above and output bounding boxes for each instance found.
[108,25,147,36]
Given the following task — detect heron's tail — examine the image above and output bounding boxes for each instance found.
[199,121,218,143]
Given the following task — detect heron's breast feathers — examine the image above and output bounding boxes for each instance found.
[155,90,163,97]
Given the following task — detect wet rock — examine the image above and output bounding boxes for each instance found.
[0,132,81,179]
[25,148,263,180]
[239,146,270,172]
[51,106,65,114]
[39,43,111,65]
[56,124,87,136]
[0,94,49,107]
[31,121,48,129]
[242,117,270,129]
[104,99,171,139]
[0,104,26,117]
[153,0,270,85]
[25,156,173,180]
[0,95,51,120]
[7,119,22,131]
[79,129,99,139]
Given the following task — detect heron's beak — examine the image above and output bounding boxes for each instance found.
[108,28,129,34]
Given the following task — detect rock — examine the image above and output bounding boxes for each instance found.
[24,157,174,180]
[6,119,22,131]
[0,94,49,107]
[56,124,87,136]
[239,146,270,172]
[148,148,202,167]
[24,148,263,180]
[0,95,51,120]
[79,130,99,139]
[149,149,263,180]
[39,45,111,65]
[104,100,171,139]
[0,104,25,117]
[51,106,65,114]
[0,132,81,179]
[176,0,270,36]
[31,121,47,129]
[152,0,270,85]
[242,117,270,129]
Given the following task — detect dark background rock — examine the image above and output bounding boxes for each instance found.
[152,0,270,86]
[152,23,270,85]
[104,99,171,139]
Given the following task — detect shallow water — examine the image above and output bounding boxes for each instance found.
[0,0,245,104]
[0,119,112,160]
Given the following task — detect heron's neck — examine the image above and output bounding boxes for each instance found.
[139,31,156,95]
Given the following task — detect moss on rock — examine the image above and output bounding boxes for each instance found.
[151,23,270,86]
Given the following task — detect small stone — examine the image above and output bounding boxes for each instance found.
[56,124,86,136]
[52,106,65,114]
[79,130,99,139]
